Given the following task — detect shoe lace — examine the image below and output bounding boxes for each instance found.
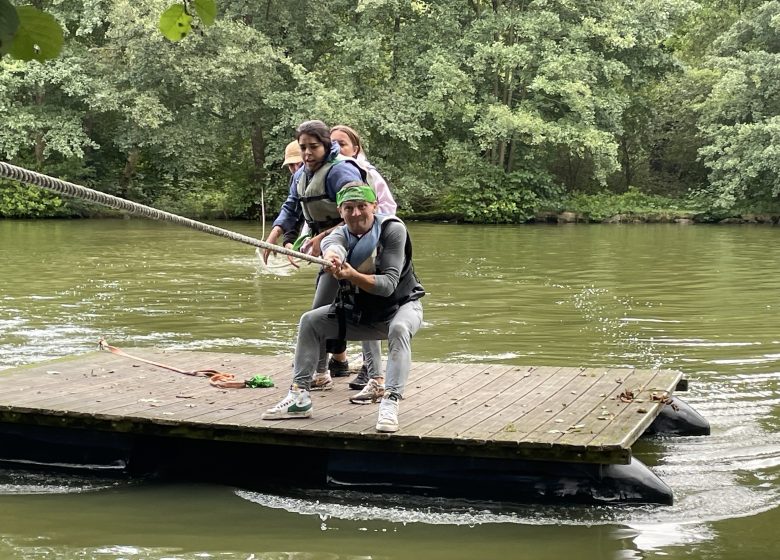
[378,399,397,423]
[272,391,298,411]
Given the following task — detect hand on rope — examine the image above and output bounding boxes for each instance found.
[97,339,273,389]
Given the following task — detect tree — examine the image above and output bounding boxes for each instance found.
[1,1,292,217]
[696,1,780,209]
[337,1,690,221]
[0,0,705,221]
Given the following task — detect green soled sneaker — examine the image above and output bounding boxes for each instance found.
[262,386,312,420]
[328,357,351,377]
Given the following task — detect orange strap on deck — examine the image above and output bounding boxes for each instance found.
[97,339,247,388]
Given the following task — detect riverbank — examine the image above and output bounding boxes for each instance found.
[2,177,778,225]
[402,187,780,224]
[405,209,780,225]
[531,210,780,225]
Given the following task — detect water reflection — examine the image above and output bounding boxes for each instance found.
[614,523,715,558]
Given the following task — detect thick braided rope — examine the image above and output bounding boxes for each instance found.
[0,161,329,266]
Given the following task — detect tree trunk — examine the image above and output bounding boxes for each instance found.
[118,148,139,199]
[507,138,516,173]
[34,132,45,167]
[503,67,514,172]
[33,90,45,167]
[489,73,500,165]
[250,123,266,184]
[498,140,507,170]
[391,15,401,80]
[620,136,632,188]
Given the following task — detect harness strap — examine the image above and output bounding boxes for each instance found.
[326,237,359,351]
[345,218,381,269]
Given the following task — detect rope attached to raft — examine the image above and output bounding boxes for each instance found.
[98,339,274,389]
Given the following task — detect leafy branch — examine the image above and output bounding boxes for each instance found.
[159,0,217,42]
[0,0,63,62]
[0,0,218,61]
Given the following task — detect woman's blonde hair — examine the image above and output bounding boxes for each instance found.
[330,124,364,156]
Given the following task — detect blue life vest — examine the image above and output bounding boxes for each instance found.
[336,215,424,324]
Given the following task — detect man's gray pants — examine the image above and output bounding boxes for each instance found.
[293,299,424,397]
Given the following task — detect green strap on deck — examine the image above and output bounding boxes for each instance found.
[245,375,274,388]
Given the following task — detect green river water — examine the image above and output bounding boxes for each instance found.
[0,219,778,559]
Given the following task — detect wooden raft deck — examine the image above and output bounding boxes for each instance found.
[0,350,682,465]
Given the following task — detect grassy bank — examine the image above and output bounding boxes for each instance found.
[407,188,780,224]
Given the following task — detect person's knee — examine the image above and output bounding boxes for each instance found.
[299,309,316,324]
[388,322,411,343]
[299,309,324,332]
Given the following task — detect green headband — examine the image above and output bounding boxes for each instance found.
[336,184,377,206]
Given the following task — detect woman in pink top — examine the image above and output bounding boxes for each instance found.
[330,125,397,215]
[329,125,398,390]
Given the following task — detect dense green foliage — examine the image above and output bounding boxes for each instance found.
[561,187,699,221]
[1,0,779,222]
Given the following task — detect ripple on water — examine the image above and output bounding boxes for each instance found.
[0,542,360,560]
[235,470,779,528]
[234,370,780,536]
[0,469,120,495]
[0,321,115,369]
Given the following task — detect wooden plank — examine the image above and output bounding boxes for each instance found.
[0,351,287,431]
[584,369,682,449]
[0,350,683,465]
[491,367,635,442]
[557,368,653,450]
[450,366,573,441]
[6,351,225,412]
[522,367,630,445]
[399,364,521,437]
[424,365,548,439]
[0,350,203,406]
[336,361,480,436]
[0,352,118,398]
[447,366,635,463]
[93,355,289,420]
[225,361,451,435]
[300,362,461,434]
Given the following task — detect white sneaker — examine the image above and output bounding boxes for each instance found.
[311,372,333,391]
[262,386,312,420]
[349,378,385,404]
[376,396,399,432]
